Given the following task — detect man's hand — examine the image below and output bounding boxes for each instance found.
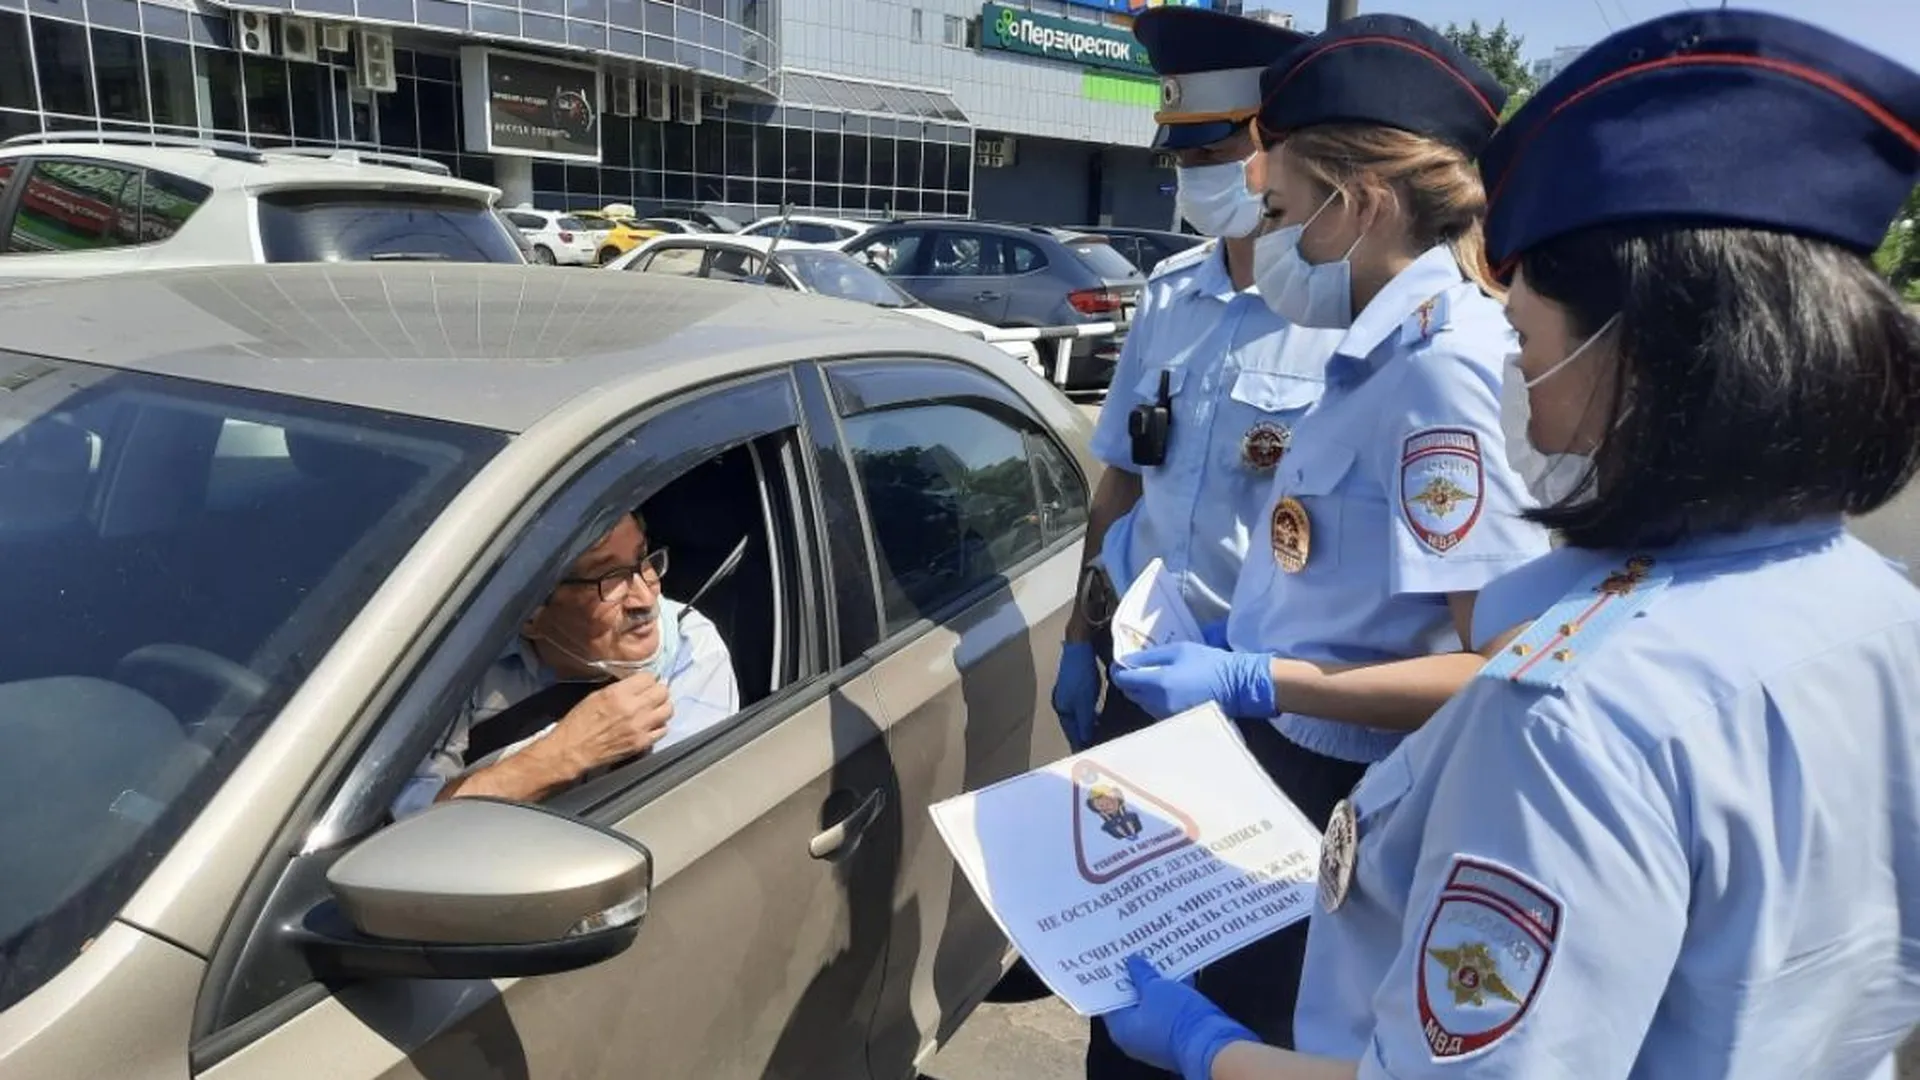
[544,673,674,775]
[1109,643,1276,720]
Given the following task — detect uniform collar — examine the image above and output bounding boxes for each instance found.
[1333,244,1464,362]
[1663,517,1846,561]
[1182,242,1238,303]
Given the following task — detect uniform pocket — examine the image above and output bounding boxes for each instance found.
[1228,370,1321,413]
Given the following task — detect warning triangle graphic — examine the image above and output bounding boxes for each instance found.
[1070,758,1200,885]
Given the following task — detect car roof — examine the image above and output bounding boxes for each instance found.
[0,263,1006,433]
[871,219,1108,245]
[745,214,869,230]
[645,234,832,254]
[0,139,500,199]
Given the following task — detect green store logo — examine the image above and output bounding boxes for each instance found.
[995,7,1017,39]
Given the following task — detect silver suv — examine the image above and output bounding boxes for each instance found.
[0,133,524,285]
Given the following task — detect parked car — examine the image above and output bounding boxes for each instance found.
[633,216,713,235]
[0,261,1088,1080]
[495,208,537,261]
[500,207,602,266]
[573,204,664,265]
[739,214,874,246]
[0,133,523,284]
[609,234,1044,371]
[842,220,1145,389]
[1085,225,1207,275]
[657,205,745,233]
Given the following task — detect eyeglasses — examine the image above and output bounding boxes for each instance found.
[560,547,670,602]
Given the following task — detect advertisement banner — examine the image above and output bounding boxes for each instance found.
[981,2,1156,75]
[460,48,602,162]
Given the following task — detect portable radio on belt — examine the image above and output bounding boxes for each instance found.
[1128,369,1174,467]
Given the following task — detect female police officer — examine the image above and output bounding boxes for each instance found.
[1058,6,1343,752]
[1104,9,1920,1080]
[1107,17,1551,1051]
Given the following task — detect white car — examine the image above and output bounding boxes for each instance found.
[738,214,874,246]
[0,133,522,286]
[498,207,603,266]
[607,235,1044,371]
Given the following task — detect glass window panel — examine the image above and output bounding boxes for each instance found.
[783,181,813,210]
[632,119,662,172]
[414,78,457,152]
[944,193,968,216]
[724,119,754,178]
[893,188,921,215]
[0,13,38,111]
[243,55,292,141]
[663,121,693,171]
[642,0,672,35]
[695,123,722,175]
[414,52,455,82]
[565,164,599,196]
[33,18,95,117]
[0,111,40,142]
[633,167,660,200]
[753,123,782,181]
[288,61,330,142]
[843,81,885,113]
[375,77,418,148]
[531,160,564,191]
[869,136,896,190]
[724,174,751,204]
[947,144,968,193]
[813,130,841,184]
[8,160,133,252]
[459,155,496,187]
[199,48,244,132]
[895,138,922,189]
[843,134,869,189]
[147,40,194,128]
[604,113,632,166]
[91,29,148,124]
[922,143,947,193]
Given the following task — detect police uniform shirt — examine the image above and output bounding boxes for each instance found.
[391,597,740,818]
[1225,244,1550,764]
[1296,520,1920,1078]
[1090,242,1344,627]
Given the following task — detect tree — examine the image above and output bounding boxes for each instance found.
[1873,184,1920,301]
[1442,20,1535,100]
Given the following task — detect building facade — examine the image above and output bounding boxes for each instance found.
[0,0,1206,228]
[1530,44,1586,88]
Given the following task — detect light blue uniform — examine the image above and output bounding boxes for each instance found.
[1225,244,1551,763]
[1090,243,1345,627]
[1297,519,1920,1078]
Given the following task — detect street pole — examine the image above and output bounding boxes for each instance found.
[1326,0,1357,26]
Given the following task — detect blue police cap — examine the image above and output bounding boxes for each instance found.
[1482,10,1920,273]
[1134,7,1308,151]
[1255,14,1506,157]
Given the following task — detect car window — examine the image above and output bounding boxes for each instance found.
[132,171,212,244]
[1027,429,1089,543]
[841,401,1048,633]
[782,250,911,306]
[0,352,501,1013]
[507,212,543,230]
[5,160,139,254]
[927,232,997,277]
[788,222,840,244]
[636,246,705,276]
[556,216,593,231]
[1008,239,1048,274]
[255,191,525,264]
[706,248,764,282]
[849,230,923,275]
[1066,238,1141,281]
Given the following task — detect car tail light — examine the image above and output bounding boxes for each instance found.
[1068,287,1125,317]
[559,230,575,243]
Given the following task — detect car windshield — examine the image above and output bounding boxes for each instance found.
[779,249,915,307]
[256,191,526,263]
[1065,237,1144,281]
[0,353,501,1011]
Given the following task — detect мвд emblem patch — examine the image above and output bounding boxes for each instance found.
[1400,428,1485,554]
[1415,857,1562,1061]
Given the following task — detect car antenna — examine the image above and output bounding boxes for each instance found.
[753,201,795,286]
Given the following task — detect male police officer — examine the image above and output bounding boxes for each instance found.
[1050,9,1345,1079]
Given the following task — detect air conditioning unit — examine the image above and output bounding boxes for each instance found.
[702,91,729,114]
[280,16,317,63]
[355,29,398,93]
[608,75,638,117]
[233,11,275,55]
[319,22,351,53]
[674,83,702,125]
[643,80,671,122]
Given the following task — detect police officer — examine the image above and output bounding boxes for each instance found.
[1104,10,1920,1079]
[1107,15,1550,1049]
[1056,6,1342,752]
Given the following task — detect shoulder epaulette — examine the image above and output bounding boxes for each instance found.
[1478,554,1672,690]
[1148,239,1217,281]
[1398,290,1455,346]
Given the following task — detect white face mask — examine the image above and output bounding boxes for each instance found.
[1252,190,1365,329]
[1499,313,1620,506]
[1174,157,1264,239]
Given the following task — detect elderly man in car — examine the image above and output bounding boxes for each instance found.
[392,511,738,817]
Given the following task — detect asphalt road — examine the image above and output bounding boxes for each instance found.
[927,400,1920,1080]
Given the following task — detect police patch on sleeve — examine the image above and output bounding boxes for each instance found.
[1400,428,1485,554]
[1416,857,1562,1061]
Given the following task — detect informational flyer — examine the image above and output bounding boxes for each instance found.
[929,704,1323,1015]
[1108,557,1204,667]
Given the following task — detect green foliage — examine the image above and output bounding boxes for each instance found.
[1874,184,1920,295]
[1442,20,1535,99]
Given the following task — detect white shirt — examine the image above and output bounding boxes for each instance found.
[391,598,738,818]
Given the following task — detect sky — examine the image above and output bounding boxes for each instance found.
[1280,1,1920,72]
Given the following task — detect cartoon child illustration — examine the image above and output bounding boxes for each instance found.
[1086,783,1144,841]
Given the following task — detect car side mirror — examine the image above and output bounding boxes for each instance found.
[289,799,650,981]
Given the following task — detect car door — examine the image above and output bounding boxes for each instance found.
[190,372,903,1080]
[804,358,1084,1069]
[908,230,1015,326]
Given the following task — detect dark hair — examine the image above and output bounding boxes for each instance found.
[1520,224,1920,550]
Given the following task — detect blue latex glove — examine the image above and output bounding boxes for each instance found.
[1052,642,1102,750]
[1109,642,1276,720]
[1105,955,1258,1080]
[1199,620,1230,649]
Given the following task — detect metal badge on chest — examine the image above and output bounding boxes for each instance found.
[1241,421,1291,471]
[1270,497,1311,573]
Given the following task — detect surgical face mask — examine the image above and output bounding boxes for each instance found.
[1252,190,1365,329]
[1499,313,1620,506]
[537,599,683,684]
[1174,157,1263,239]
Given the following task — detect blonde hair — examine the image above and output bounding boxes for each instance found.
[1281,124,1501,298]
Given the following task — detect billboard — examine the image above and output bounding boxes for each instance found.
[460,48,602,163]
[981,3,1155,75]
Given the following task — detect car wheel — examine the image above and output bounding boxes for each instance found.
[532,245,557,265]
[596,246,621,266]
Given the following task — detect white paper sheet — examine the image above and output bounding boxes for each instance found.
[928,704,1324,1016]
[1108,557,1205,667]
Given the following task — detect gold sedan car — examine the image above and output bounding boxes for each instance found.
[0,263,1088,1079]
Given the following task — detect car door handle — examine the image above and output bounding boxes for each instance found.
[809,789,887,859]
[973,291,1003,302]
